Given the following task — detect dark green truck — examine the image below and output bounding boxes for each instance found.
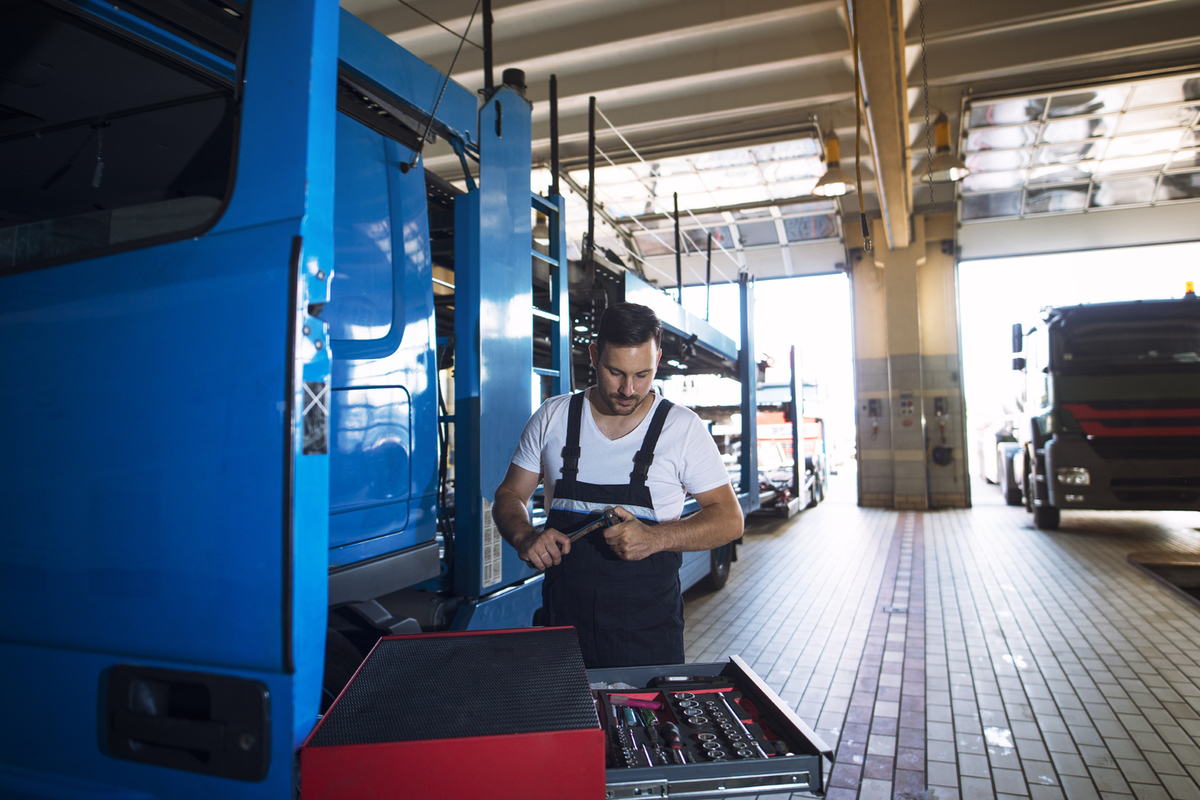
[1011,289,1200,529]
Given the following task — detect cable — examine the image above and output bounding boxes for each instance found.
[851,0,872,252]
[436,370,455,563]
[593,105,744,273]
[919,0,935,208]
[394,0,483,49]
[406,0,482,171]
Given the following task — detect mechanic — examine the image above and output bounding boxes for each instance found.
[493,302,744,668]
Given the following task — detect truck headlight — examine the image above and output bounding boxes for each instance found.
[1056,467,1091,486]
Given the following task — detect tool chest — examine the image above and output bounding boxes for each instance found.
[300,629,830,799]
[590,657,832,799]
[300,628,606,800]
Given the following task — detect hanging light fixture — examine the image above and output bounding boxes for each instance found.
[922,111,970,183]
[812,131,855,197]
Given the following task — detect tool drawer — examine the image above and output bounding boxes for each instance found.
[589,656,832,799]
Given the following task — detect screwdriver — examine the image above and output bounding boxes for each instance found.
[646,725,668,764]
[659,723,687,764]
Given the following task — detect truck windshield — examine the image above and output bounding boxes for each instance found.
[1053,317,1200,375]
[0,0,241,275]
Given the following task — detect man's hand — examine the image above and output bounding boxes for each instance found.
[602,506,661,561]
[516,528,572,570]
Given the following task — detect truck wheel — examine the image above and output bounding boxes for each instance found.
[1034,505,1060,531]
[322,628,365,713]
[702,544,732,591]
[1000,446,1022,506]
[1023,454,1034,513]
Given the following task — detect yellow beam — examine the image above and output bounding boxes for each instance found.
[844,0,912,249]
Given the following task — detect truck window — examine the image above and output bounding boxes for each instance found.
[1054,318,1200,375]
[0,0,240,275]
[328,111,396,341]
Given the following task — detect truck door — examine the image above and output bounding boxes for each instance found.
[324,102,439,588]
[0,1,337,797]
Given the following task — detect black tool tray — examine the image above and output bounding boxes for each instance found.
[589,655,832,799]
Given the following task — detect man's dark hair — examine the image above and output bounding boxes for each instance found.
[596,302,663,354]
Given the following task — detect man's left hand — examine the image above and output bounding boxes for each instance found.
[603,506,660,561]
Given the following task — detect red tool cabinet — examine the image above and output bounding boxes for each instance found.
[300,627,605,800]
[300,628,831,799]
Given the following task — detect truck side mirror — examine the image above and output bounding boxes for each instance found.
[1013,357,1026,371]
[1011,323,1023,353]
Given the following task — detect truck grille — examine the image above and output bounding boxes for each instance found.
[1090,438,1200,460]
[1063,402,1200,438]
[1110,477,1200,504]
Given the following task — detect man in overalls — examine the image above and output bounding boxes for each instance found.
[493,302,744,668]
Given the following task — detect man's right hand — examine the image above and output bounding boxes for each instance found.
[517,528,572,570]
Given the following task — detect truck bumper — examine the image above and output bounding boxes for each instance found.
[1046,435,1200,511]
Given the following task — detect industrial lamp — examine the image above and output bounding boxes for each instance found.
[811,132,855,197]
[922,111,970,183]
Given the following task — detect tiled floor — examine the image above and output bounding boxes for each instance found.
[682,469,1200,800]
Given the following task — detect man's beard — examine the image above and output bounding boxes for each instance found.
[602,390,647,416]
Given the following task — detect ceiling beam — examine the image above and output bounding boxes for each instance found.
[846,0,912,249]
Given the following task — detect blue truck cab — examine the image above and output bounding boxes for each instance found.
[0,1,552,795]
[0,2,757,796]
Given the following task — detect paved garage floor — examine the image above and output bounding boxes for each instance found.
[683,468,1200,800]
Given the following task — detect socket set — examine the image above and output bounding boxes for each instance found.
[597,684,794,768]
[589,659,831,799]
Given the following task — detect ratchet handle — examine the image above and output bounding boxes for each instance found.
[524,507,619,569]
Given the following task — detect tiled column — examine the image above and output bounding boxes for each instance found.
[880,217,928,510]
[852,213,969,508]
[918,215,969,508]
[852,222,895,508]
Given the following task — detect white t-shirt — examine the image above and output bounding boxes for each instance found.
[510,389,732,522]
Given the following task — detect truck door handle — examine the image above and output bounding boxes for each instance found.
[105,664,269,782]
[111,709,226,752]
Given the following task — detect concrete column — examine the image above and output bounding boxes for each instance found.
[918,215,970,508]
[852,213,970,508]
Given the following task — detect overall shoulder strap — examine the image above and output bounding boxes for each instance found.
[630,398,674,486]
[559,391,587,488]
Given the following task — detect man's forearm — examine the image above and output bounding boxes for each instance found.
[492,487,538,549]
[649,500,743,553]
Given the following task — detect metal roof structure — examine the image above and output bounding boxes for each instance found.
[342,0,1200,280]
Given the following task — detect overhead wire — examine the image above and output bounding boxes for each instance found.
[406,0,482,170]
[588,145,739,286]
[851,0,872,252]
[593,105,745,277]
[919,0,936,208]
[393,0,484,49]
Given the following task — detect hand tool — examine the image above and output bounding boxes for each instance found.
[717,694,768,759]
[623,706,639,727]
[659,723,687,764]
[615,727,639,768]
[610,695,661,710]
[524,507,618,569]
[645,726,667,765]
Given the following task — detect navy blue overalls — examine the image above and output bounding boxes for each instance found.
[542,390,684,669]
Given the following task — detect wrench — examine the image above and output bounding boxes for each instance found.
[524,506,618,569]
